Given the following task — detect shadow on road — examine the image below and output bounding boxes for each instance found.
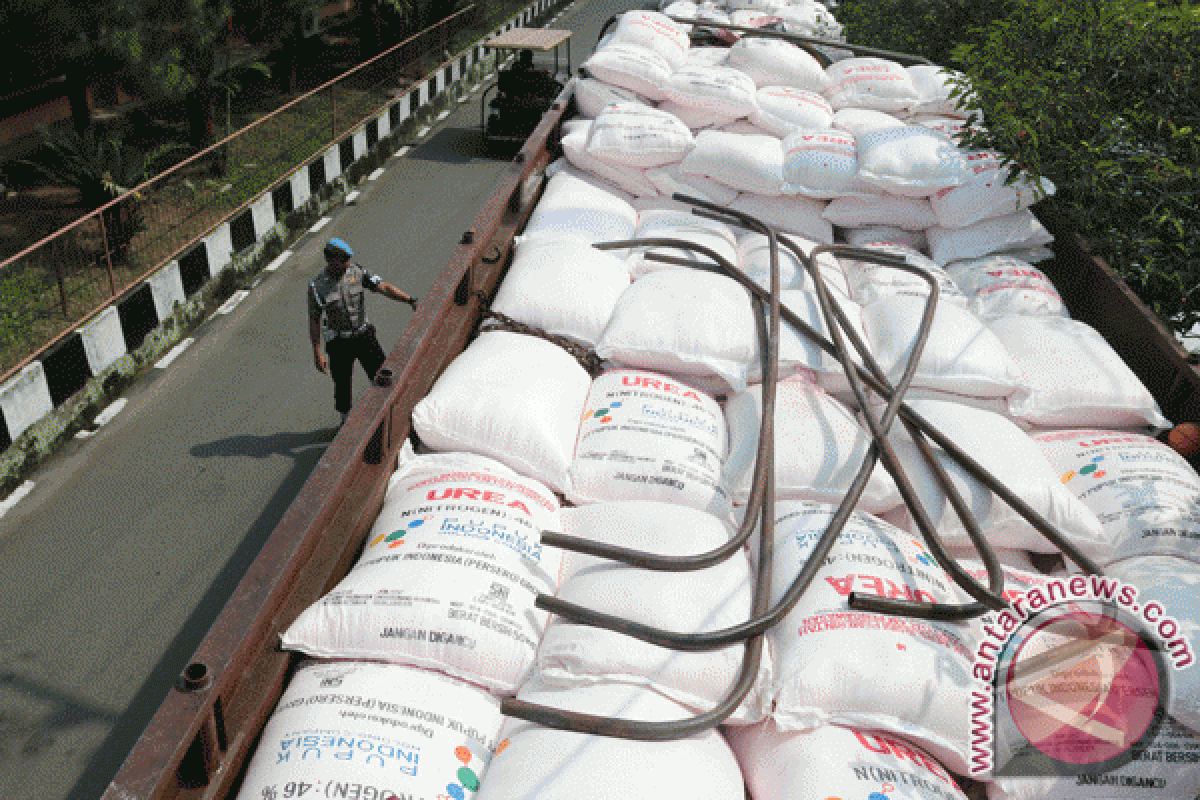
[408,126,491,164]
[65,427,336,800]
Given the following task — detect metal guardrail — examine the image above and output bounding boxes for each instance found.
[0,5,485,384]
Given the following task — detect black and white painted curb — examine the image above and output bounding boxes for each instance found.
[0,0,562,452]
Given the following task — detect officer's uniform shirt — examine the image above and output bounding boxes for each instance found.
[308,263,383,340]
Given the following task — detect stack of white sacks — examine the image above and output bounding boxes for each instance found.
[237,6,1200,800]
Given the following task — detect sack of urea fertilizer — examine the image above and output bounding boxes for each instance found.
[882,396,1109,558]
[860,294,1020,398]
[856,124,973,198]
[728,192,834,243]
[582,43,672,101]
[663,65,760,118]
[841,242,970,309]
[720,117,779,137]
[737,231,851,295]
[782,127,872,198]
[280,451,565,692]
[724,379,901,512]
[679,130,787,195]
[235,661,503,800]
[726,36,830,91]
[987,719,1200,800]
[595,268,758,393]
[606,10,690,70]
[544,159,636,205]
[905,65,974,118]
[686,45,731,67]
[745,290,872,392]
[749,86,834,136]
[926,209,1054,266]
[1033,430,1200,563]
[645,162,740,205]
[411,331,592,492]
[727,722,968,800]
[569,369,731,515]
[489,235,631,347]
[990,315,1171,431]
[930,150,1055,229]
[474,681,747,800]
[536,502,768,721]
[657,98,740,131]
[832,107,907,136]
[629,207,740,278]
[561,123,660,198]
[774,1,843,38]
[824,57,921,112]
[822,193,939,230]
[522,170,638,244]
[1105,554,1200,732]
[575,78,650,119]
[586,103,696,169]
[843,224,927,252]
[943,254,1067,319]
[763,499,977,774]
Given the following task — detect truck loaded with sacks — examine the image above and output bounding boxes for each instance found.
[103,4,1200,800]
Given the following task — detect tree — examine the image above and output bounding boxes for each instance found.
[836,0,1200,335]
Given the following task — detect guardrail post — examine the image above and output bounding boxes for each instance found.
[97,211,118,297]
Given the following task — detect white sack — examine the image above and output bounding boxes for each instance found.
[930,150,1055,229]
[562,123,660,198]
[411,331,591,491]
[656,99,740,131]
[926,209,1054,265]
[832,106,907,136]
[586,102,695,168]
[575,78,650,119]
[726,36,830,91]
[861,294,1020,398]
[629,207,740,278]
[522,170,638,244]
[281,451,564,690]
[679,130,787,195]
[943,254,1067,318]
[569,370,730,514]
[475,681,746,800]
[490,236,631,346]
[720,118,779,137]
[727,192,834,243]
[537,502,767,719]
[728,722,968,800]
[595,268,758,393]
[737,231,851,295]
[686,45,731,67]
[663,65,760,118]
[906,65,973,118]
[989,315,1171,430]
[781,127,870,198]
[1106,555,1200,733]
[843,224,927,251]
[884,397,1109,556]
[823,193,939,230]
[824,57,921,112]
[236,661,503,800]
[750,86,834,136]
[1034,429,1200,563]
[582,43,672,101]
[842,243,970,309]
[764,500,976,773]
[607,10,691,70]
[856,124,973,197]
[543,159,635,206]
[724,379,901,511]
[645,162,740,205]
[752,291,872,393]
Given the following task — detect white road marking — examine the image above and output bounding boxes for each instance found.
[368,167,386,181]
[94,397,128,427]
[416,126,431,138]
[308,217,331,233]
[265,249,292,272]
[345,190,361,204]
[436,110,450,121]
[215,290,249,315]
[393,146,412,158]
[0,481,35,519]
[155,337,194,369]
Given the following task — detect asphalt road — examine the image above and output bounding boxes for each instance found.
[0,1,643,796]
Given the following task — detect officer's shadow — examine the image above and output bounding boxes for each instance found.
[189,428,338,460]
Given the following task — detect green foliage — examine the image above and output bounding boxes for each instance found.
[834,0,1003,67]
[837,0,1200,335]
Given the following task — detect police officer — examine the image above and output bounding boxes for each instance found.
[308,237,417,424]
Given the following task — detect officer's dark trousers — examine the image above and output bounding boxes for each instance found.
[326,326,386,414]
